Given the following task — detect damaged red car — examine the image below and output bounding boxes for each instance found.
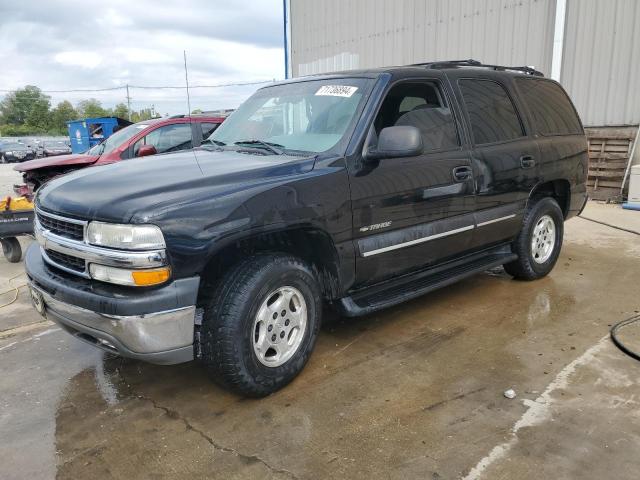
[14,115,226,196]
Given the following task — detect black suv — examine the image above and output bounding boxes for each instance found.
[26,60,588,397]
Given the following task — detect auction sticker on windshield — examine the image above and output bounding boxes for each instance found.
[315,85,358,97]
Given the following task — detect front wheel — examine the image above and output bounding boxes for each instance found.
[504,197,564,280]
[200,254,322,397]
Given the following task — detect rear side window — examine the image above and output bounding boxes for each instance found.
[459,79,525,145]
[201,122,220,139]
[515,79,582,135]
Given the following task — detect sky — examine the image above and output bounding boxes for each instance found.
[0,0,285,115]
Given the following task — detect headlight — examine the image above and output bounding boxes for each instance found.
[90,264,171,286]
[87,222,165,250]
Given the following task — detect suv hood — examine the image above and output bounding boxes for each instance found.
[15,153,99,172]
[36,148,316,223]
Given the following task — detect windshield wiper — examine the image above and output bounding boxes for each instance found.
[200,138,226,151]
[234,140,284,155]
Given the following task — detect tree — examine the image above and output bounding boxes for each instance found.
[191,108,203,114]
[50,101,77,134]
[0,85,51,127]
[112,103,129,119]
[76,98,107,118]
[131,108,156,123]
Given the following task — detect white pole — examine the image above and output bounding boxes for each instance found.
[551,0,567,81]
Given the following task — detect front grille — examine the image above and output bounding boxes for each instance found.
[37,212,84,241]
[45,249,86,273]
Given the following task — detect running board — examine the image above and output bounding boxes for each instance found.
[338,246,517,317]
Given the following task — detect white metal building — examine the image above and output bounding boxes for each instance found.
[285,0,640,128]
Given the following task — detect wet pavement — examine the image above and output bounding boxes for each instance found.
[1,200,640,479]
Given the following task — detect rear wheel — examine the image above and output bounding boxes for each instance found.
[504,197,564,280]
[200,254,322,397]
[1,237,22,263]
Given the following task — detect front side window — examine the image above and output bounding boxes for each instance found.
[133,123,193,156]
[459,79,525,145]
[373,81,460,151]
[515,78,582,135]
[208,78,372,154]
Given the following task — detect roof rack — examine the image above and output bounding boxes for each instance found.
[411,59,544,77]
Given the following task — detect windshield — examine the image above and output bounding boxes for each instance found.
[86,123,149,156]
[3,143,26,150]
[208,78,372,154]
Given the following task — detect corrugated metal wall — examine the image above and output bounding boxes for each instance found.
[290,0,556,76]
[561,0,640,126]
[290,0,640,126]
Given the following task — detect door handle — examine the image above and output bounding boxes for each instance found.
[520,155,536,169]
[452,166,472,182]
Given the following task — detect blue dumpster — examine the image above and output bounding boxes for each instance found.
[67,117,132,154]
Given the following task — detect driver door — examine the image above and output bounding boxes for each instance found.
[349,79,476,286]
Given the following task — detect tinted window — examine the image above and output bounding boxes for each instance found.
[459,79,524,144]
[133,123,193,156]
[201,122,220,139]
[375,82,459,151]
[515,79,582,135]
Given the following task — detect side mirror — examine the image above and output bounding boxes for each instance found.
[137,145,157,157]
[365,126,423,160]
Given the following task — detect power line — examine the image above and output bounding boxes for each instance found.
[0,79,277,94]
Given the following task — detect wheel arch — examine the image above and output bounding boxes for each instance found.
[198,225,343,303]
[528,179,571,218]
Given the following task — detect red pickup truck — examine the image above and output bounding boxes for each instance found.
[14,115,225,195]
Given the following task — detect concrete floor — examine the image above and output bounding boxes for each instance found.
[1,163,640,479]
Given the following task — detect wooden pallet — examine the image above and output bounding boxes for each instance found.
[585,126,639,202]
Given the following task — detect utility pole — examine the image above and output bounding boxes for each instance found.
[125,84,132,121]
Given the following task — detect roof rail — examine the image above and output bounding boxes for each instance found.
[411,59,544,77]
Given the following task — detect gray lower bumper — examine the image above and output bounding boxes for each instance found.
[29,282,195,365]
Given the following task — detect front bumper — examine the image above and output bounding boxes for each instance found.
[25,243,199,364]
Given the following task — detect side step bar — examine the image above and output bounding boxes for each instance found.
[338,246,517,317]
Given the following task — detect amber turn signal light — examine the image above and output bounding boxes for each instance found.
[131,267,171,286]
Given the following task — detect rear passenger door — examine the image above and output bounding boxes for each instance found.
[455,77,540,248]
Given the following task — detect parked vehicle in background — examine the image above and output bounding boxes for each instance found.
[1,142,36,163]
[25,61,587,397]
[13,115,226,194]
[41,140,71,157]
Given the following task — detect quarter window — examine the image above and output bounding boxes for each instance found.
[515,79,582,135]
[459,79,525,144]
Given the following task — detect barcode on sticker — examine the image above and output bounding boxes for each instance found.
[315,85,358,97]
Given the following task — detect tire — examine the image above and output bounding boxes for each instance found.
[200,254,322,397]
[504,197,564,280]
[1,237,22,263]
